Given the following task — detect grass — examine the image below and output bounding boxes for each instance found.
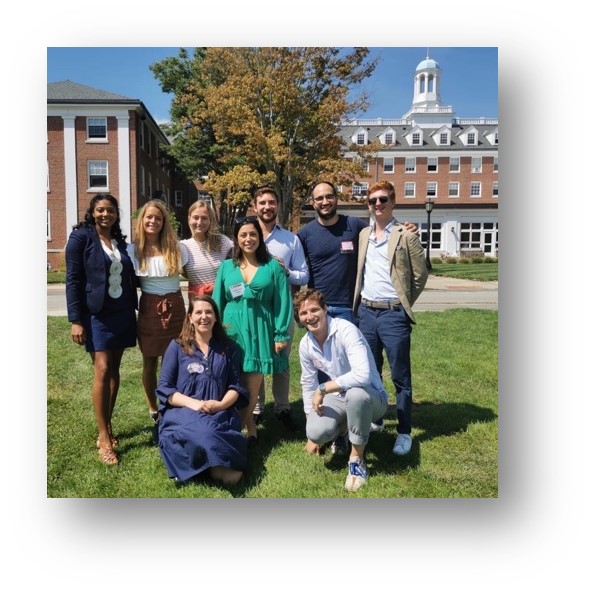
[48,262,498,284]
[47,308,498,498]
[430,262,498,281]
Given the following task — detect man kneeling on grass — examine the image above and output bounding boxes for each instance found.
[295,288,388,492]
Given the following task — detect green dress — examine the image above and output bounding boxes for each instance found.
[212,258,291,374]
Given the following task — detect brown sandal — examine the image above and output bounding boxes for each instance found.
[97,444,119,465]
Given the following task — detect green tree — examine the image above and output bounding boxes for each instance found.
[151,47,378,231]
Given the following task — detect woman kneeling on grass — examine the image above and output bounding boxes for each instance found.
[156,296,249,485]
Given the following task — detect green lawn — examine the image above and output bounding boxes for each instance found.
[47,308,498,498]
[430,262,498,281]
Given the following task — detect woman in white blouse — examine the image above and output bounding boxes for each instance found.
[181,200,232,298]
[127,200,189,421]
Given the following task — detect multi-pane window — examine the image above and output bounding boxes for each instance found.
[467,132,476,145]
[87,117,107,140]
[412,132,421,145]
[352,182,369,197]
[470,182,481,197]
[383,157,394,173]
[493,181,498,197]
[421,222,442,251]
[439,132,448,145]
[449,157,460,172]
[494,157,498,172]
[460,222,498,253]
[426,182,437,197]
[427,157,438,172]
[448,182,459,197]
[175,190,182,206]
[405,157,416,172]
[471,157,482,173]
[356,133,365,145]
[88,161,108,189]
[404,182,415,198]
[384,133,394,145]
[494,132,498,144]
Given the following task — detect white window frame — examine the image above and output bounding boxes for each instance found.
[47,160,49,192]
[412,132,421,145]
[384,132,394,145]
[449,157,460,172]
[427,157,438,173]
[404,182,415,198]
[471,157,482,173]
[356,133,366,145]
[467,132,476,145]
[494,157,498,172]
[405,157,416,173]
[383,157,394,174]
[47,209,51,241]
[448,182,460,198]
[493,181,498,197]
[470,181,481,197]
[352,182,369,198]
[86,117,107,142]
[439,132,449,145]
[175,190,183,206]
[88,160,108,191]
[426,182,437,198]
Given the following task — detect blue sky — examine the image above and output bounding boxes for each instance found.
[47,47,498,125]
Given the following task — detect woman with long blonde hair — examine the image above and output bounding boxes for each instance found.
[127,200,189,421]
[181,200,233,298]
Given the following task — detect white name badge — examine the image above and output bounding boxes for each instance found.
[340,240,354,253]
[230,282,246,298]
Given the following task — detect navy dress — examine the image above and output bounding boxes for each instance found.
[156,337,249,482]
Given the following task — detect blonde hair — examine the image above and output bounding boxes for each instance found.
[187,200,224,253]
[134,200,182,275]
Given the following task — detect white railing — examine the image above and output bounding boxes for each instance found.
[454,117,498,125]
[341,118,409,126]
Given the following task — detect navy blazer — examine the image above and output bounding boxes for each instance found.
[65,226,138,322]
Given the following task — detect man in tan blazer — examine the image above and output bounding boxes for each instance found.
[353,181,428,456]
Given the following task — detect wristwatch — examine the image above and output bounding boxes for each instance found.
[319,383,327,395]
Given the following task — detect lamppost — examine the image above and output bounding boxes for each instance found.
[425,198,434,271]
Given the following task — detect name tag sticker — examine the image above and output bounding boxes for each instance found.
[340,241,354,253]
[230,282,246,298]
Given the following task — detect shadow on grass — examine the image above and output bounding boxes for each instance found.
[363,400,497,477]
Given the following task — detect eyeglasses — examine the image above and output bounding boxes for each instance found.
[312,194,336,203]
[234,215,258,225]
[368,196,390,205]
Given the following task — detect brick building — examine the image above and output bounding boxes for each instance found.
[46,81,199,270]
[323,54,499,258]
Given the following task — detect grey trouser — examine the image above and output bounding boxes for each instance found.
[306,386,387,447]
[254,317,295,414]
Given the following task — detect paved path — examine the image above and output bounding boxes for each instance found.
[47,275,497,316]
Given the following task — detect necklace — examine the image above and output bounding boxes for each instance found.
[102,239,123,299]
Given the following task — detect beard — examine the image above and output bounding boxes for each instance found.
[316,203,338,220]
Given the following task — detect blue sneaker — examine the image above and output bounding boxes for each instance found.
[344,458,368,492]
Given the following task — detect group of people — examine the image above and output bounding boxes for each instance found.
[65,179,427,492]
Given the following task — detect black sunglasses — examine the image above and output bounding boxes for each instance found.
[368,196,390,205]
[234,215,258,225]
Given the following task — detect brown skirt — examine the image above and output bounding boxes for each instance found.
[138,291,186,357]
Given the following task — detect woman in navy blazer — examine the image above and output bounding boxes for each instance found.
[65,193,138,465]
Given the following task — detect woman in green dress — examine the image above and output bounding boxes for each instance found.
[212,216,291,446]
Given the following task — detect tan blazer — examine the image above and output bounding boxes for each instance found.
[353,223,428,323]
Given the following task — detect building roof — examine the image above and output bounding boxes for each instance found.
[416,58,440,71]
[47,81,139,104]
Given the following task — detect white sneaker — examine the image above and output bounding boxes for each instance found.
[344,458,368,492]
[330,432,349,455]
[392,433,412,456]
[370,419,385,432]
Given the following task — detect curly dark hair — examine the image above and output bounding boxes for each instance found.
[231,217,270,265]
[73,193,126,242]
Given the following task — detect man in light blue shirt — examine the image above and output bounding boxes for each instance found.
[295,288,388,492]
[252,186,309,432]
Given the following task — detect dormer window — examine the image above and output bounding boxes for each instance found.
[467,132,476,145]
[385,133,394,145]
[356,133,365,145]
[412,132,421,145]
[439,133,448,145]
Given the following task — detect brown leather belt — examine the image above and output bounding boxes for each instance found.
[361,298,401,310]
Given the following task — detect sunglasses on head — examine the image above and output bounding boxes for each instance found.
[368,196,389,205]
[234,215,258,225]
